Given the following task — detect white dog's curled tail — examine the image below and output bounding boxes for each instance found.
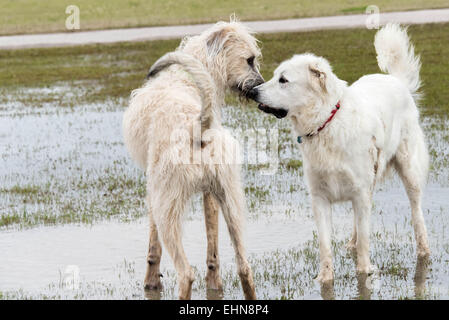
[374,23,421,101]
[147,52,219,131]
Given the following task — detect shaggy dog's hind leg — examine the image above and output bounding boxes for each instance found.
[153,189,194,300]
[203,192,223,292]
[144,202,163,291]
[214,168,256,300]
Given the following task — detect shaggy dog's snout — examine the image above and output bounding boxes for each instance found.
[247,87,259,100]
[254,76,264,88]
[240,76,264,99]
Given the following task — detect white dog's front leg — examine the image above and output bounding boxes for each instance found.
[345,214,357,252]
[352,192,373,274]
[312,195,334,283]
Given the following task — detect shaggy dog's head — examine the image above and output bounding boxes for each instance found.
[248,54,347,130]
[180,17,264,99]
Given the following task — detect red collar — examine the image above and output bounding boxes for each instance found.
[297,102,341,143]
[307,102,340,137]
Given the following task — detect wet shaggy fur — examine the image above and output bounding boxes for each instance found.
[251,24,430,283]
[122,19,263,300]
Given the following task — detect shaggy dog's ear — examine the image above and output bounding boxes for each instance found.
[206,27,231,56]
[309,66,327,93]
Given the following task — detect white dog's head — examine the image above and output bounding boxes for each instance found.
[248,53,346,122]
[181,18,264,98]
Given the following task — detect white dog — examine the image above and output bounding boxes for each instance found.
[122,19,263,299]
[249,24,430,282]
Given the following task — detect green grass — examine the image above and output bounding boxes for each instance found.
[0,176,147,228]
[340,6,367,13]
[286,159,303,170]
[2,185,41,195]
[245,186,269,199]
[0,39,178,105]
[1,0,448,35]
[1,23,448,116]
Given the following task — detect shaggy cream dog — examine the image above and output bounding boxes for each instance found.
[122,19,263,299]
[249,24,430,282]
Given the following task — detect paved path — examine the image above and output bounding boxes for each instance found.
[1,8,448,49]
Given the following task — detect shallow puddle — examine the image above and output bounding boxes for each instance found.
[1,95,448,299]
[0,214,311,292]
[1,183,448,299]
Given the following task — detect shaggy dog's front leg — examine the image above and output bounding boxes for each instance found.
[312,195,334,283]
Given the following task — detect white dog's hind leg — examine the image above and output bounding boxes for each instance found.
[312,195,334,283]
[214,169,256,300]
[203,192,223,291]
[394,135,430,258]
[144,201,163,290]
[352,192,373,274]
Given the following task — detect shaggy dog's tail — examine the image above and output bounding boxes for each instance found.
[147,52,218,131]
[374,23,422,101]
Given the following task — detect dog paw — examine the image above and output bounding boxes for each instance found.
[417,246,431,258]
[356,264,374,275]
[345,239,357,252]
[316,269,334,283]
[144,274,163,291]
[144,282,163,291]
[206,274,223,291]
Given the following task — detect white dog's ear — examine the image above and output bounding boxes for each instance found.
[206,28,230,56]
[309,66,327,92]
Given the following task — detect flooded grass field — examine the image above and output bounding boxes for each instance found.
[1,84,448,300]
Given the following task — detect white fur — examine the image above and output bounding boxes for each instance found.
[146,52,220,131]
[375,23,422,100]
[253,23,430,282]
[122,19,262,299]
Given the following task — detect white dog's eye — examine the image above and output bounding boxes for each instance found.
[279,76,288,84]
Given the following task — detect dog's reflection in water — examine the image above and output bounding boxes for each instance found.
[144,287,162,300]
[320,256,431,300]
[414,256,430,299]
[319,272,373,300]
[144,256,430,300]
[320,281,335,300]
[356,273,372,300]
[207,289,224,300]
[318,274,372,300]
[144,288,224,300]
